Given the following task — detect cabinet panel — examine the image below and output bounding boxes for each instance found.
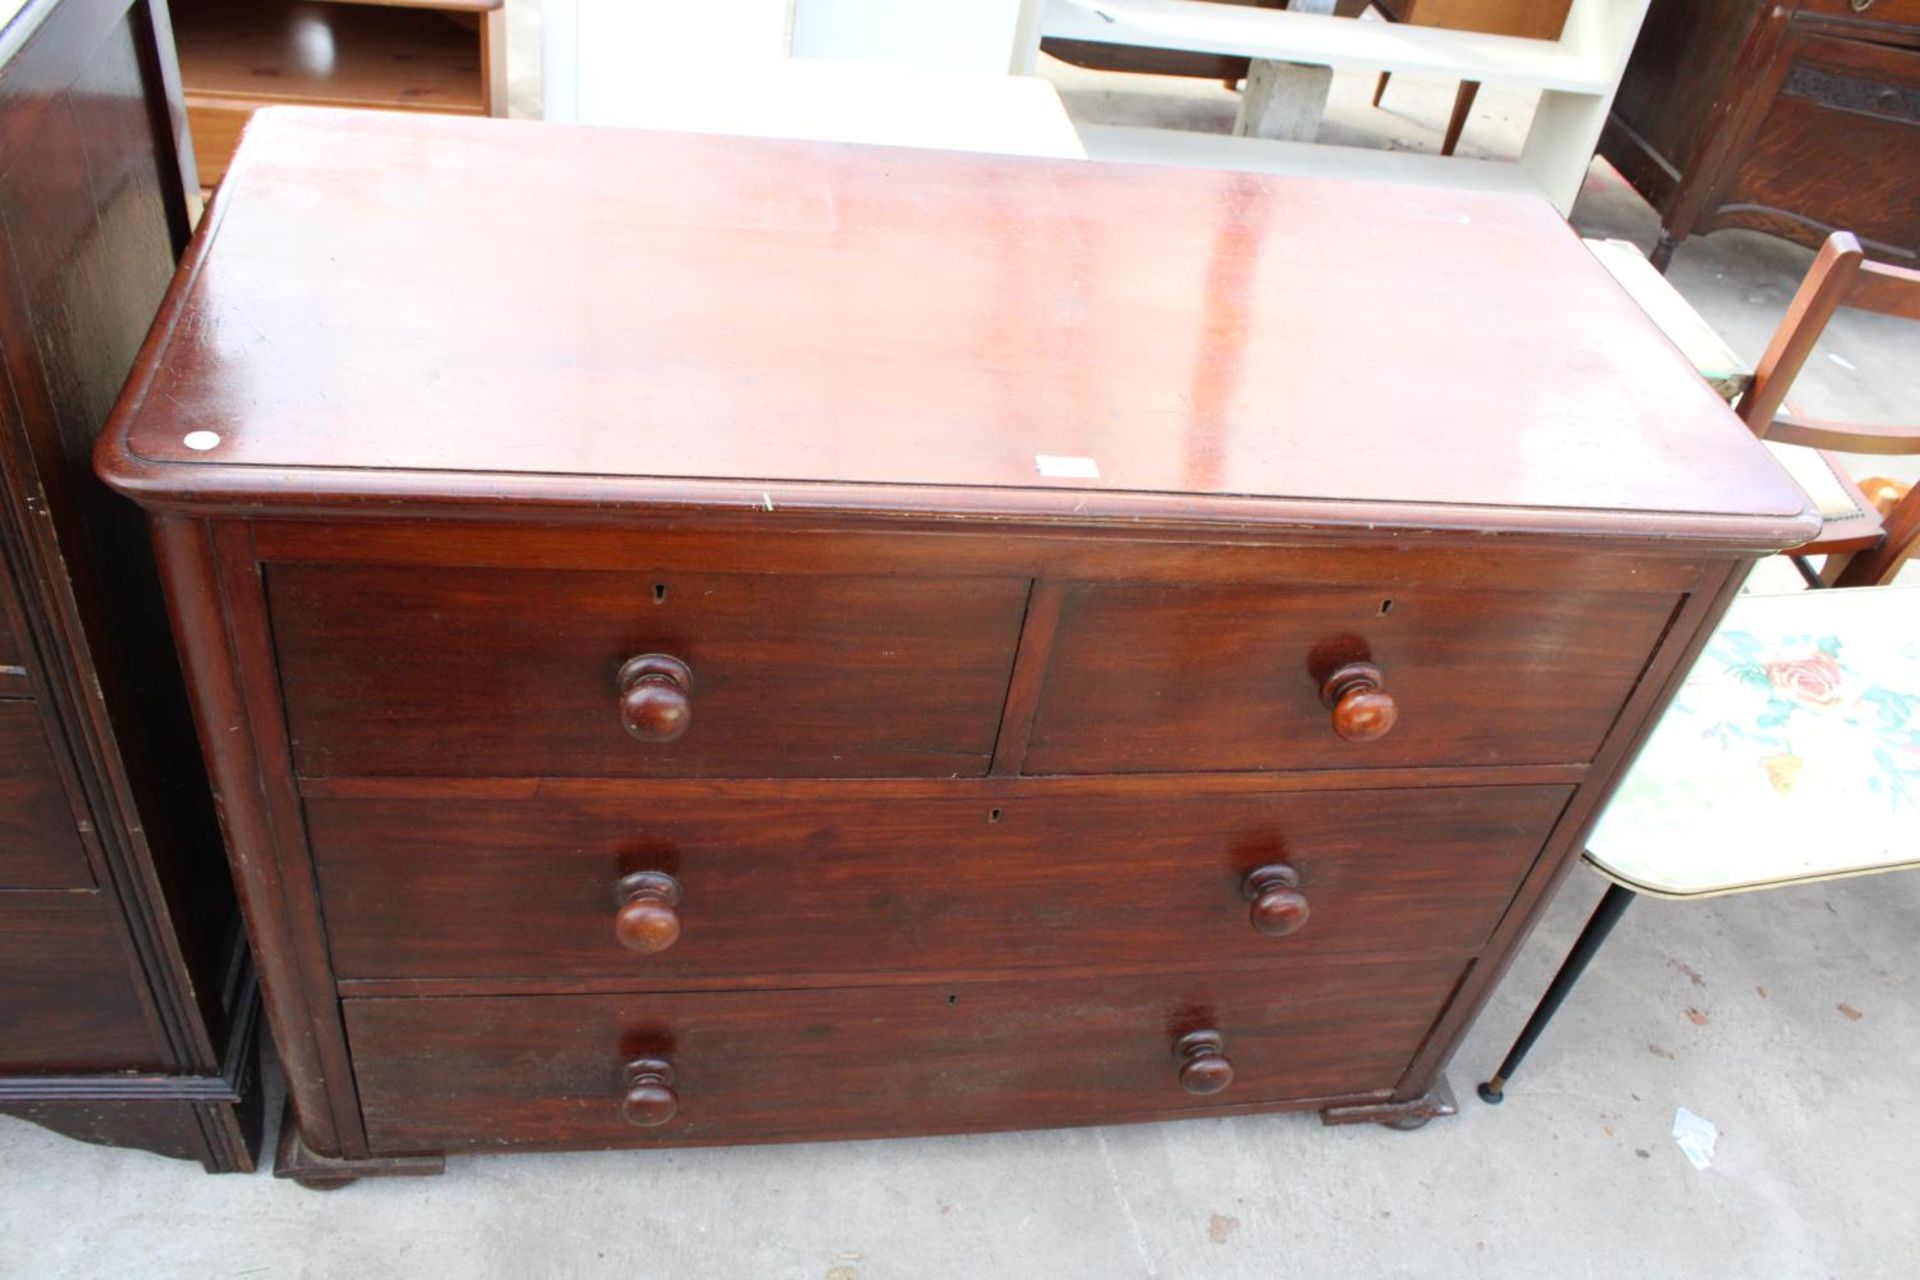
[0,894,162,1072]
[0,701,93,889]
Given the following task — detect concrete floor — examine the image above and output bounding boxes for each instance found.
[4,8,1918,1278]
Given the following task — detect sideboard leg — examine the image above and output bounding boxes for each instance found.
[275,1120,444,1190]
[1320,1075,1458,1131]
[1649,231,1681,274]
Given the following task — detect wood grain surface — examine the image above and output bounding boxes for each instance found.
[306,783,1572,982]
[346,958,1467,1153]
[0,702,93,889]
[268,563,1030,778]
[97,108,1816,546]
[0,894,165,1072]
[1024,579,1678,772]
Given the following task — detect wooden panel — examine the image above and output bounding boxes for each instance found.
[309,784,1571,983]
[346,958,1465,1153]
[1042,0,1278,78]
[1399,0,1571,40]
[1716,34,1920,256]
[0,557,26,696]
[0,701,91,889]
[1025,581,1677,773]
[98,109,1815,548]
[172,0,487,111]
[0,0,256,1169]
[181,96,246,188]
[0,893,163,1072]
[267,563,1030,779]
[174,0,495,189]
[1798,0,1920,34]
[1604,0,1770,184]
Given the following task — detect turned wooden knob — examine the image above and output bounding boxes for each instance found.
[1174,1030,1234,1096]
[1241,864,1309,937]
[1320,661,1397,742]
[614,871,682,953]
[622,1058,679,1126]
[618,654,693,742]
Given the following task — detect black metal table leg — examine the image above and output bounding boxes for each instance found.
[1478,881,1638,1104]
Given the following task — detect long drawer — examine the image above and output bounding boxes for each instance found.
[346,957,1465,1153]
[1025,581,1677,773]
[268,564,1029,779]
[309,784,1571,983]
[0,700,93,890]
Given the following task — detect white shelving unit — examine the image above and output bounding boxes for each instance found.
[1020,0,1652,214]
[543,0,1648,215]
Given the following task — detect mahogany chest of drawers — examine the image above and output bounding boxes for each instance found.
[99,107,1817,1186]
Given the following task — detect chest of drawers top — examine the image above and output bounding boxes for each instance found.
[99,106,1813,550]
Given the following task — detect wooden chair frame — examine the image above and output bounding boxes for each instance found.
[1741,232,1920,588]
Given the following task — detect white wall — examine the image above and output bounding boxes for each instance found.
[788,0,1028,72]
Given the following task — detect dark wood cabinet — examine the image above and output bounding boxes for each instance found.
[0,0,259,1171]
[98,109,1817,1186]
[1602,0,1920,267]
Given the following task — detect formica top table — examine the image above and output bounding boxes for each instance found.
[1593,586,1920,898]
[99,108,1818,1182]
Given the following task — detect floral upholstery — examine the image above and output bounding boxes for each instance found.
[1587,586,1920,898]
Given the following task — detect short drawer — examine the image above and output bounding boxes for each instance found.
[0,894,163,1072]
[0,700,92,889]
[268,564,1029,779]
[1023,582,1677,773]
[310,784,1568,982]
[346,958,1464,1153]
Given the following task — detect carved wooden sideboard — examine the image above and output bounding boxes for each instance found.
[0,0,258,1171]
[1602,0,1920,268]
[99,108,1817,1186]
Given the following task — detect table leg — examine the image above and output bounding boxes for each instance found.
[1478,880,1637,1104]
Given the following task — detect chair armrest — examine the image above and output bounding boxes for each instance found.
[1764,413,1920,456]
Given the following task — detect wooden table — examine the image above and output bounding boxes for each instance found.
[98,108,1815,1185]
[1593,586,1920,897]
